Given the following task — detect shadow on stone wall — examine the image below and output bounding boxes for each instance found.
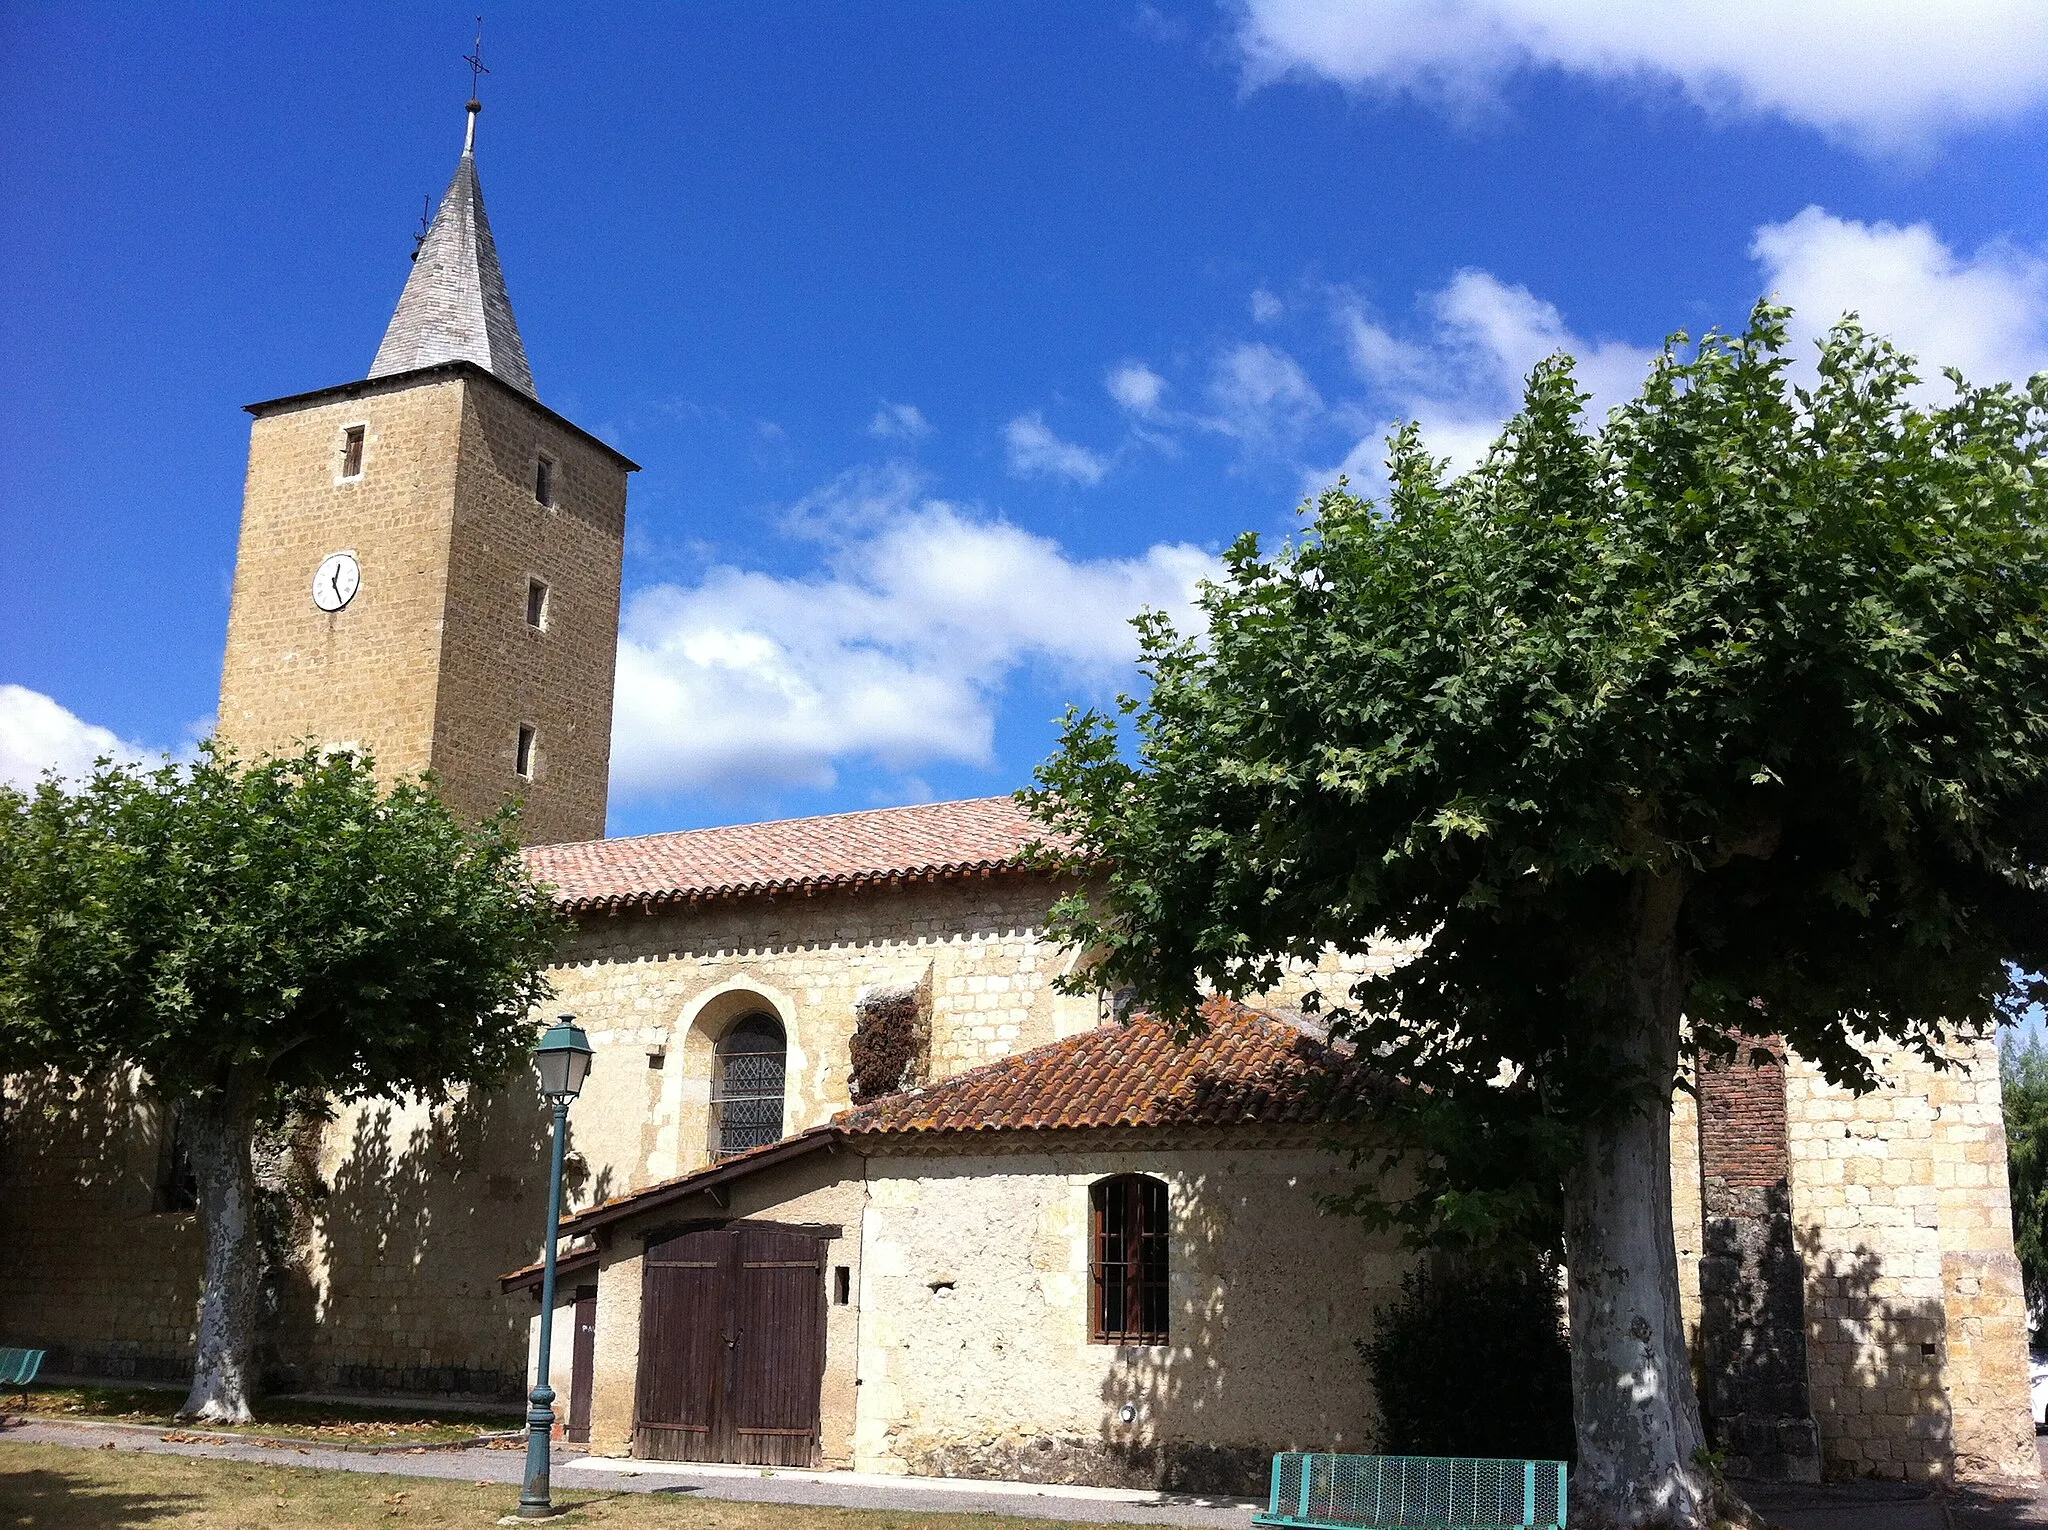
[1796,1231,1952,1483]
[0,1069,202,1381]
[312,1083,555,1399]
[1094,1172,1282,1496]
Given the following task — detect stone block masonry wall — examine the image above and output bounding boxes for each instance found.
[296,1087,556,1398]
[218,377,465,780]
[1786,1035,2036,1482]
[549,874,1097,1203]
[0,1073,202,1382]
[427,376,625,845]
[218,368,628,846]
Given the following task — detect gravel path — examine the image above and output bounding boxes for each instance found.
[0,1416,1258,1527]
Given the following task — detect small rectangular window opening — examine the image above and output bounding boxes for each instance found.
[515,723,537,780]
[834,1266,852,1306]
[535,455,555,506]
[526,578,550,631]
[340,425,366,479]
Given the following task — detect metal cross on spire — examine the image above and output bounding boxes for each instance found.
[463,16,488,152]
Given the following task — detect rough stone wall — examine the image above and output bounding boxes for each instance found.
[0,1072,202,1381]
[1787,1035,2036,1482]
[293,1086,558,1397]
[850,1136,1407,1493]
[217,370,626,845]
[549,876,1097,1201]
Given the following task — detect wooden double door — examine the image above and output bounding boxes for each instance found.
[633,1221,830,1466]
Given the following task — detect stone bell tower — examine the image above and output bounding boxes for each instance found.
[216,99,634,845]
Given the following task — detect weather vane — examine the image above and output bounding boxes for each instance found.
[464,16,489,108]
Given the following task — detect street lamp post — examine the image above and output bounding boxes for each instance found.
[518,1014,594,1520]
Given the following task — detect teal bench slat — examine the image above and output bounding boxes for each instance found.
[0,1347,45,1412]
[1253,1452,1567,1530]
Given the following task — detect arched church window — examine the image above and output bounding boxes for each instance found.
[710,1013,787,1160]
[1090,1174,1169,1344]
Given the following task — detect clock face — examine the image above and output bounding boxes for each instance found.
[312,552,361,613]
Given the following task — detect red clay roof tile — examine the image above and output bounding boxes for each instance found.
[837,1002,1380,1135]
[536,1006,1376,1244]
[524,795,1049,912]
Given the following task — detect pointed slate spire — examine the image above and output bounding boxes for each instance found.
[369,103,537,398]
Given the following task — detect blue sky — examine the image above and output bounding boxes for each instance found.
[6,3,2048,838]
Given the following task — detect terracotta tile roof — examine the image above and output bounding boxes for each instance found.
[531,1007,1375,1244]
[524,796,1051,912]
[838,1002,1381,1136]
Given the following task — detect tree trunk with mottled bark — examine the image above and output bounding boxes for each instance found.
[1564,871,1719,1529]
[178,1091,261,1424]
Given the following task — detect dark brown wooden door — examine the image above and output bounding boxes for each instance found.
[634,1223,827,1466]
[566,1286,598,1444]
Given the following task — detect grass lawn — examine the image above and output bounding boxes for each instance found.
[11,1386,522,1447]
[0,1441,1103,1529]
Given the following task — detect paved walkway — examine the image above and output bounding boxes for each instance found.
[10,1412,2048,1528]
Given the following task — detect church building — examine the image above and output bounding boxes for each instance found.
[0,103,2038,1492]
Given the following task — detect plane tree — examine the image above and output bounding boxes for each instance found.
[0,745,565,1423]
[1025,308,2048,1528]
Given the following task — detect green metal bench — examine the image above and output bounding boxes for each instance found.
[0,1348,44,1410]
[1254,1452,1567,1530]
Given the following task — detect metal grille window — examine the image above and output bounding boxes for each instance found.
[1091,1174,1168,1344]
[710,1013,786,1160]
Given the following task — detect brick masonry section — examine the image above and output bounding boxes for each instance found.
[1697,1035,1822,1482]
[1699,1034,1793,1188]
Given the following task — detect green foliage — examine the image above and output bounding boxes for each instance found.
[2002,1029,2048,1340]
[0,744,568,1110]
[1358,1257,1575,1461]
[1027,305,2048,1249]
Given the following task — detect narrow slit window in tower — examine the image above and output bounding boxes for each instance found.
[515,723,536,780]
[526,577,549,631]
[340,425,366,480]
[535,455,555,506]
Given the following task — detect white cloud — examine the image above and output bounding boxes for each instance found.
[1004,412,1111,484]
[610,475,1216,798]
[869,402,932,440]
[1107,362,1169,417]
[1234,0,2048,154]
[1250,288,1284,323]
[1751,207,2048,386]
[0,684,150,789]
[1329,269,1655,480]
[1204,341,1323,448]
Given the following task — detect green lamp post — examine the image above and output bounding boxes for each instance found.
[517,1014,594,1520]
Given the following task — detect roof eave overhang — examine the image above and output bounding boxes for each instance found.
[549,857,1073,917]
[244,360,641,472]
[498,1243,601,1295]
[549,1124,848,1239]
